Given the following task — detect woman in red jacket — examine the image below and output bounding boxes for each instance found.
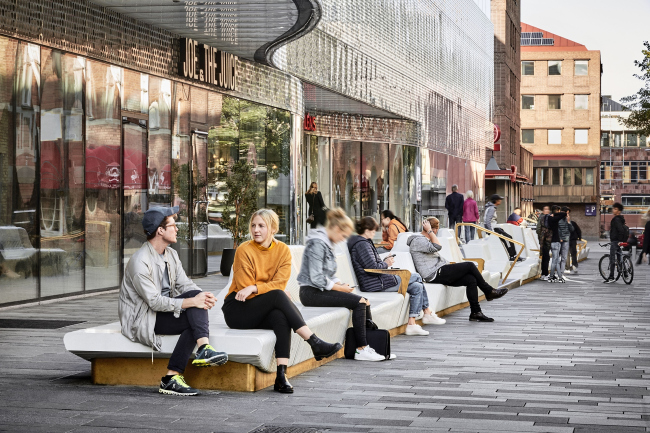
[462,190,480,242]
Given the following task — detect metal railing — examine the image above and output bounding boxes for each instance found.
[454,222,526,283]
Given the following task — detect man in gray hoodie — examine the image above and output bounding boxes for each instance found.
[408,217,508,322]
[119,206,228,396]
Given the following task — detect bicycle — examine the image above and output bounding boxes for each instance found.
[598,242,634,285]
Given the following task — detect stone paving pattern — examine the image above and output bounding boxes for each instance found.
[0,245,649,433]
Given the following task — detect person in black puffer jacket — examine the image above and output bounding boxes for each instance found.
[565,208,582,272]
[348,216,446,335]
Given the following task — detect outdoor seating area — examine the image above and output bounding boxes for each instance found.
[63,224,586,392]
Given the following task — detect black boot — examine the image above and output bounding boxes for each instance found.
[307,334,343,361]
[366,319,379,330]
[469,311,494,322]
[274,365,293,394]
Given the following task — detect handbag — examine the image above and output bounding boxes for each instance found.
[306,212,315,224]
[344,327,391,360]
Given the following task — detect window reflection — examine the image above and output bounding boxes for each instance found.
[332,140,361,220]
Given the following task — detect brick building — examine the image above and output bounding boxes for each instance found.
[487,0,534,218]
[600,96,650,234]
[520,23,602,238]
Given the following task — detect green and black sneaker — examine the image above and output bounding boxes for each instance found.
[159,375,199,396]
[192,344,228,367]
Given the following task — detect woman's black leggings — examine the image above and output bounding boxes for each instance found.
[431,262,494,314]
[299,286,371,348]
[222,290,306,359]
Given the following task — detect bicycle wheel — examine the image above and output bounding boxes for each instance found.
[598,254,614,280]
[621,255,634,285]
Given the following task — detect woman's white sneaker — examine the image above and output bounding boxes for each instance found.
[405,324,429,336]
[354,346,385,361]
[422,313,446,325]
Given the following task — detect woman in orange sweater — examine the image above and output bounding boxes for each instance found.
[221,209,342,394]
[377,209,408,253]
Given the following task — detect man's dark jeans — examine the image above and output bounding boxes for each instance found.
[539,237,551,276]
[608,243,620,279]
[449,215,463,238]
[154,289,209,374]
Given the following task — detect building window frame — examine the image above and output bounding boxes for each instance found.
[548,129,562,144]
[522,129,534,144]
[548,60,562,76]
[575,129,589,144]
[522,95,535,110]
[574,60,588,76]
[521,61,534,76]
[548,94,562,110]
[575,94,589,110]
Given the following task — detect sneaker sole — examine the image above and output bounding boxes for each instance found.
[354,356,386,361]
[314,343,343,361]
[422,320,446,325]
[159,388,199,396]
[192,354,228,367]
[469,318,495,322]
[405,331,430,336]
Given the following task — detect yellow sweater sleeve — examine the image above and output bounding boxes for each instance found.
[256,246,291,295]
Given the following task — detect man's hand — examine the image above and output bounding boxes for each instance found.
[192,292,216,310]
[235,285,258,302]
[422,220,432,232]
[384,255,395,267]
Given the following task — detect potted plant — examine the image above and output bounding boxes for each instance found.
[219,159,258,275]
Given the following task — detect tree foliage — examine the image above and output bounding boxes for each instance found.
[621,41,650,136]
[220,160,258,248]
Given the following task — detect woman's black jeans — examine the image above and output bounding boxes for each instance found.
[430,262,494,314]
[299,286,371,348]
[222,290,306,359]
[154,290,209,374]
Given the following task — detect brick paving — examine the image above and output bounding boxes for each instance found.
[0,245,649,433]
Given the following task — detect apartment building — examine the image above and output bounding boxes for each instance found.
[601,96,650,233]
[521,23,601,238]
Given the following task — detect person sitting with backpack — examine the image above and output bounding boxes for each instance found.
[605,203,629,283]
[507,208,524,226]
[536,205,552,280]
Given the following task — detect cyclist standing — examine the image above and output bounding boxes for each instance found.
[605,203,628,283]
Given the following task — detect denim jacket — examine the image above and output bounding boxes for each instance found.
[297,228,341,291]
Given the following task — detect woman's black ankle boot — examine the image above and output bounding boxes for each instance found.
[274,365,293,394]
[307,334,343,361]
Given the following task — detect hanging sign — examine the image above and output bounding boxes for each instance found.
[304,113,316,131]
[179,38,237,91]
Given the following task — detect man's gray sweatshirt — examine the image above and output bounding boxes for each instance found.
[406,234,449,282]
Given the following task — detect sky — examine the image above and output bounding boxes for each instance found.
[521,0,650,103]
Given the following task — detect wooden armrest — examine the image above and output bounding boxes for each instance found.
[364,268,411,296]
[530,249,540,252]
[463,258,484,273]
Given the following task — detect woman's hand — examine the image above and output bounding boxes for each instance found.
[422,219,432,232]
[235,285,258,302]
[333,283,354,293]
[384,255,395,267]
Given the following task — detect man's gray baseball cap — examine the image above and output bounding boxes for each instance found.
[142,206,179,236]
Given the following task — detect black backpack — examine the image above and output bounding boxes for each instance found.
[344,328,391,360]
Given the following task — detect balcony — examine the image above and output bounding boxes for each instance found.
[534,185,598,203]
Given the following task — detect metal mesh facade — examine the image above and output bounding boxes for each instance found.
[274,0,494,162]
[0,0,303,115]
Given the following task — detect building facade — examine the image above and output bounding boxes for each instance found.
[0,0,494,307]
[600,96,650,234]
[520,23,601,238]
[485,0,534,218]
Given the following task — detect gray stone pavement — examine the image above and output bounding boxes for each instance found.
[0,245,649,433]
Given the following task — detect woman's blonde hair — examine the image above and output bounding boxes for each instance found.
[326,207,354,232]
[465,190,474,199]
[249,209,279,242]
[642,207,650,221]
[426,217,440,230]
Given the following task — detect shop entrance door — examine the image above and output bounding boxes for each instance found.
[188,130,209,277]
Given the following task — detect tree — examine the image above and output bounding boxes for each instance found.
[220,160,258,248]
[621,41,650,136]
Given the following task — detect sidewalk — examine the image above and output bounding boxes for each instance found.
[0,252,648,433]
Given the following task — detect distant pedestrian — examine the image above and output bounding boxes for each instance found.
[445,185,464,238]
[636,207,650,265]
[462,190,480,242]
[507,208,524,226]
[547,205,572,283]
[605,203,628,283]
[565,208,581,273]
[484,194,519,261]
[536,205,552,280]
[305,182,327,229]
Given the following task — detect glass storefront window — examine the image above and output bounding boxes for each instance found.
[563,168,572,185]
[360,142,389,221]
[585,168,594,185]
[148,76,172,207]
[264,107,291,240]
[574,168,583,185]
[332,140,361,220]
[552,168,560,185]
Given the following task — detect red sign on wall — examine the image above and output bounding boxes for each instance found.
[493,124,501,144]
[304,113,316,131]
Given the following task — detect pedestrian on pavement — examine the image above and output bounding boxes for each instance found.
[462,190,480,242]
[636,207,650,265]
[119,206,228,397]
[305,182,327,229]
[484,194,520,261]
[349,217,446,336]
[408,217,508,322]
[222,209,342,394]
[547,205,571,283]
[507,207,524,226]
[536,205,552,280]
[605,203,628,283]
[565,208,581,274]
[377,209,408,253]
[445,184,464,238]
[299,211,385,362]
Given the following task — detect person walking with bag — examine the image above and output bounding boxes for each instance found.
[298,210,385,362]
[305,182,327,229]
[462,190,480,242]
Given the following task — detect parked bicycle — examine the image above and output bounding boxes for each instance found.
[598,242,634,285]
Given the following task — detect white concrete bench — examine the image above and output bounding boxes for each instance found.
[461,234,536,284]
